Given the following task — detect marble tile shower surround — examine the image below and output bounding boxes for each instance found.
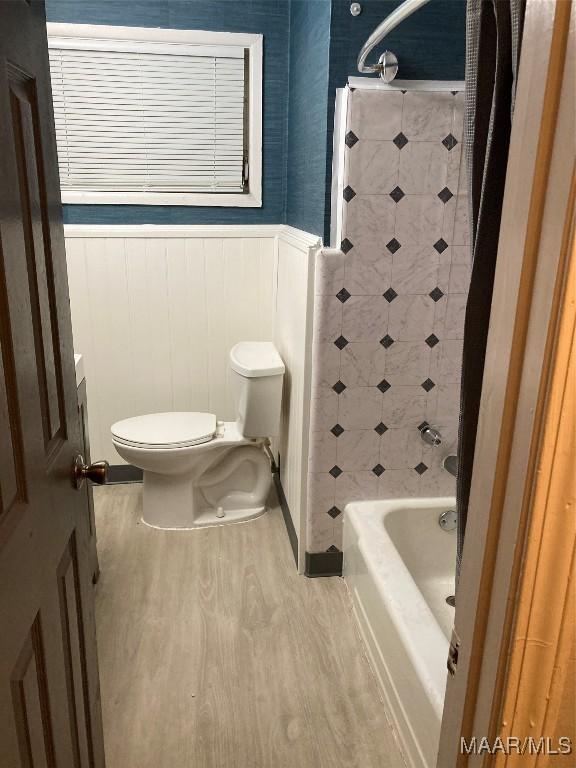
[307,87,471,553]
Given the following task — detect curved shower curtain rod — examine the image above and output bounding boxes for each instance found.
[357,0,431,82]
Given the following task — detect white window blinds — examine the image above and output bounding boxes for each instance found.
[48,40,247,195]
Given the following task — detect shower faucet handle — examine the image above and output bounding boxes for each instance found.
[418,423,442,447]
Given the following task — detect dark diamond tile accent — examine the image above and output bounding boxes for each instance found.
[332,380,347,394]
[438,187,454,204]
[334,335,349,350]
[418,420,429,432]
[329,465,343,478]
[372,464,385,477]
[341,238,354,254]
[421,378,436,392]
[377,378,391,393]
[386,238,401,254]
[330,423,344,437]
[383,287,398,303]
[345,131,359,148]
[390,186,405,203]
[343,185,356,202]
[414,462,428,475]
[425,333,440,348]
[433,238,449,254]
[429,286,444,302]
[442,133,458,151]
[393,131,409,149]
[380,334,394,349]
[327,506,342,519]
[336,287,351,303]
[374,422,388,435]
[326,544,341,553]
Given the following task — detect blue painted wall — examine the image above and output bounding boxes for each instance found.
[45,0,290,225]
[329,0,466,86]
[46,0,465,237]
[285,0,331,237]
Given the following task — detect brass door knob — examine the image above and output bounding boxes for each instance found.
[73,454,109,489]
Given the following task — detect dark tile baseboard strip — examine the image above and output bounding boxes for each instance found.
[305,550,343,578]
[273,474,298,567]
[107,464,143,484]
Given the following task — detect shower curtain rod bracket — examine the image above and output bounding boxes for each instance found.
[357,0,431,80]
[376,50,399,83]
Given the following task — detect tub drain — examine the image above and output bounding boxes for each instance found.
[446,595,456,607]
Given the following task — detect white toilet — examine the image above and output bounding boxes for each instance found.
[111,342,285,529]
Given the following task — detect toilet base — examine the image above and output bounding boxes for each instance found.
[141,505,266,530]
[140,444,272,529]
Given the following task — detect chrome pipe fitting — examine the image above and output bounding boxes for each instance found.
[418,424,442,446]
[443,454,458,478]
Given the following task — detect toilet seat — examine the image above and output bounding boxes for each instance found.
[111,412,217,449]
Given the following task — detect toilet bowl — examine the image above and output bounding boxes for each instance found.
[111,342,284,529]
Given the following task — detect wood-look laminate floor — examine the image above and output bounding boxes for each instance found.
[93,485,405,768]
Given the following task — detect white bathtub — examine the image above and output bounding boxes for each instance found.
[343,497,456,768]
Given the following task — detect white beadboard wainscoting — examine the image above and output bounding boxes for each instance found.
[273,229,320,571]
[64,224,319,571]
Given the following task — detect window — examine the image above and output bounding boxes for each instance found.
[46,24,262,206]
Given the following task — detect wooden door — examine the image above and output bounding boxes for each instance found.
[438,1,574,765]
[0,2,105,766]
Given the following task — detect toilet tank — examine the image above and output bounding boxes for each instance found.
[229,342,285,438]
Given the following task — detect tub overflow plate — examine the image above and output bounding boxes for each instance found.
[438,509,457,532]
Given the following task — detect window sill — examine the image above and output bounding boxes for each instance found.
[60,191,262,207]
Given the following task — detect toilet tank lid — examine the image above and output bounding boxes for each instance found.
[230,342,285,378]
